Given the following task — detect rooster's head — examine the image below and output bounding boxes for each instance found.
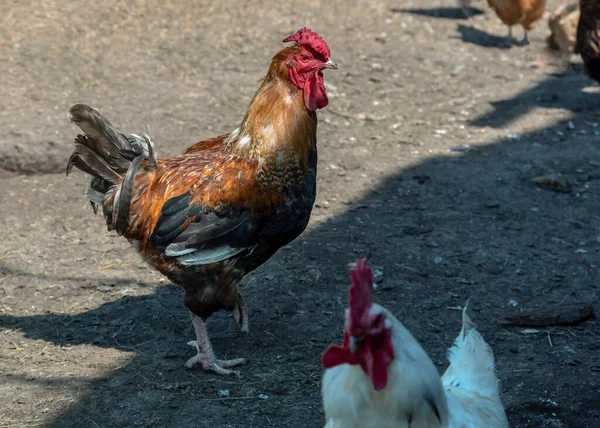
[266,28,337,111]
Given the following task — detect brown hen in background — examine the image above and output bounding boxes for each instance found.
[487,0,547,46]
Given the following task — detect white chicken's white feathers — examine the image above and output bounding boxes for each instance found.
[442,306,509,428]
[322,303,508,428]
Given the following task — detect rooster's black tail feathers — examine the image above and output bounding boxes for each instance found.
[66,104,157,235]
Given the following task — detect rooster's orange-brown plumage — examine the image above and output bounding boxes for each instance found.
[66,28,337,375]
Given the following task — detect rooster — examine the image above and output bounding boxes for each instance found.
[576,0,600,83]
[486,0,547,46]
[321,260,509,428]
[65,28,337,376]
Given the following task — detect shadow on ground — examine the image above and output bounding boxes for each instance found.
[470,71,600,128]
[455,23,513,49]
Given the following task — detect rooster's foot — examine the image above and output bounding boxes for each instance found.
[187,312,247,376]
[185,340,247,376]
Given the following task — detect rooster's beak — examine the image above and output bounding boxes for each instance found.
[349,336,359,353]
[323,58,338,70]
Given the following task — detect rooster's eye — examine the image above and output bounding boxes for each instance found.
[300,54,309,62]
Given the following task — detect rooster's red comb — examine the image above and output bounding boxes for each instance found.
[283,28,330,62]
[348,259,373,336]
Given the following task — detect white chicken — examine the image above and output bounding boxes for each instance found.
[321,259,509,428]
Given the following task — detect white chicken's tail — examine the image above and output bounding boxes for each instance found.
[441,304,509,427]
[442,304,499,397]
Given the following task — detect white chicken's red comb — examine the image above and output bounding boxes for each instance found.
[348,259,373,336]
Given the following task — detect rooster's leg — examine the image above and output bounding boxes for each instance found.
[185,312,247,376]
[520,30,529,46]
[232,293,249,333]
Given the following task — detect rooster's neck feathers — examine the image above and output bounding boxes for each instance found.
[225,58,317,178]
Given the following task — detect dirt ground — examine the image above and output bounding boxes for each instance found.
[1,0,599,426]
